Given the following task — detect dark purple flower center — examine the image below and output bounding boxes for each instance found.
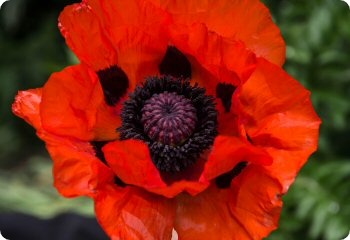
[118,76,218,172]
[141,92,197,146]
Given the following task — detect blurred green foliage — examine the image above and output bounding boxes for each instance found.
[0,156,94,216]
[0,0,85,217]
[0,0,349,239]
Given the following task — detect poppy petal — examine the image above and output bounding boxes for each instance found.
[174,186,251,239]
[87,0,171,90]
[13,88,114,197]
[12,88,42,129]
[37,133,114,197]
[200,135,272,182]
[149,0,285,65]
[215,95,245,137]
[58,2,118,70]
[94,184,175,240]
[103,140,209,198]
[41,64,121,141]
[169,23,257,91]
[175,165,282,240]
[237,58,321,191]
[229,165,283,239]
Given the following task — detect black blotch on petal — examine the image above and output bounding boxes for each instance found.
[246,133,253,143]
[216,83,236,112]
[216,161,248,189]
[114,176,127,188]
[159,46,192,79]
[91,141,108,165]
[97,66,129,106]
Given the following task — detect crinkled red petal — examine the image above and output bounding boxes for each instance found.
[229,165,283,239]
[41,64,121,141]
[58,2,118,70]
[12,88,42,129]
[175,165,282,240]
[200,135,272,182]
[40,133,114,197]
[237,58,321,192]
[169,23,257,92]
[12,88,114,197]
[103,140,209,198]
[149,0,286,65]
[216,98,248,137]
[85,0,171,89]
[94,184,175,240]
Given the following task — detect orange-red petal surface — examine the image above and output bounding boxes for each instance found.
[59,2,118,70]
[41,64,121,141]
[149,0,285,65]
[13,86,114,197]
[175,188,249,240]
[200,135,272,182]
[229,165,283,239]
[215,98,244,137]
[12,88,42,130]
[103,140,209,198]
[94,184,175,240]
[39,133,114,197]
[237,58,321,191]
[169,23,257,89]
[175,165,283,240]
[86,0,171,90]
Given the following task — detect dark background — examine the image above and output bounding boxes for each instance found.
[0,0,349,239]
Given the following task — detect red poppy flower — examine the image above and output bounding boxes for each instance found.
[13,0,321,239]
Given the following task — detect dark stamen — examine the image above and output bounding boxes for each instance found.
[159,46,192,79]
[216,83,236,112]
[216,161,248,188]
[118,76,218,172]
[97,65,129,106]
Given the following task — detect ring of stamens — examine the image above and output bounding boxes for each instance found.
[118,76,218,172]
